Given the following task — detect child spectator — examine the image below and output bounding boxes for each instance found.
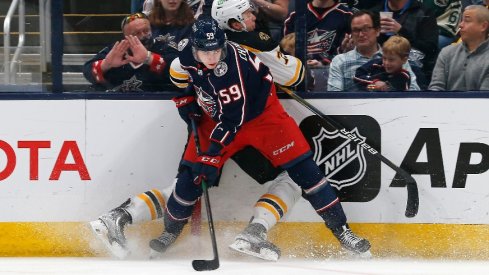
[354,35,411,91]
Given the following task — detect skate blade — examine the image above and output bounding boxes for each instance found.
[149,248,164,260]
[344,248,372,259]
[89,220,130,259]
[229,239,279,262]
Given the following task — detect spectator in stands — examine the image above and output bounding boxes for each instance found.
[340,0,377,11]
[327,10,420,91]
[462,0,485,9]
[83,13,178,92]
[420,0,462,49]
[369,0,438,88]
[429,5,489,91]
[253,0,290,42]
[284,0,353,67]
[146,0,195,45]
[142,0,202,16]
[354,35,411,91]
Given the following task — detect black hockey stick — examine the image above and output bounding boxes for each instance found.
[190,119,220,271]
[279,86,419,217]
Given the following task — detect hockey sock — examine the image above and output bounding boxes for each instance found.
[166,166,202,220]
[317,201,347,231]
[251,172,301,231]
[124,188,168,224]
[164,210,187,235]
[286,158,347,229]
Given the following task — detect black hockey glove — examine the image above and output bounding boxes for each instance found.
[172,95,201,126]
[192,142,223,187]
[192,154,221,187]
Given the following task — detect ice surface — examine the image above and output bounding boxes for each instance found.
[0,257,488,275]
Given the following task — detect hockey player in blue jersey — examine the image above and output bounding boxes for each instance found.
[149,17,370,257]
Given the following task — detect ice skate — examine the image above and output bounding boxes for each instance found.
[229,223,281,261]
[149,231,179,258]
[332,224,371,257]
[89,208,132,259]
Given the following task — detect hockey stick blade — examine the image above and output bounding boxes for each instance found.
[279,86,419,217]
[192,258,220,271]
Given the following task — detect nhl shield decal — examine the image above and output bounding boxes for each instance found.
[300,115,381,202]
[312,127,367,190]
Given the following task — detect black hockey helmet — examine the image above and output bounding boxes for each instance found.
[191,17,227,51]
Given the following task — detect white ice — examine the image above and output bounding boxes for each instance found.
[0,257,488,275]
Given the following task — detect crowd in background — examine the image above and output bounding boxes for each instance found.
[83,0,489,92]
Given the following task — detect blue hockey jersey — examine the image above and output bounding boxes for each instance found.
[284,2,352,65]
[170,39,274,146]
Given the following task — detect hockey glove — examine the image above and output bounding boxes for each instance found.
[192,154,221,187]
[172,95,202,126]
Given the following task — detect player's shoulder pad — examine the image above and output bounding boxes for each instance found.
[226,31,278,52]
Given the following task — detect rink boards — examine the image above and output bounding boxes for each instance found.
[1,96,489,257]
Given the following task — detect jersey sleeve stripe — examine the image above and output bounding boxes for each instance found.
[284,59,305,87]
[240,44,259,53]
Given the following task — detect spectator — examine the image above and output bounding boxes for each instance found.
[429,5,489,91]
[283,0,353,67]
[327,10,420,91]
[340,0,377,11]
[253,0,290,42]
[370,0,438,86]
[420,0,462,49]
[142,0,203,15]
[462,0,485,9]
[147,0,195,45]
[354,35,411,91]
[83,13,178,92]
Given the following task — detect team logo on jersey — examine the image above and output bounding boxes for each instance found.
[178,38,189,51]
[109,75,143,92]
[307,29,336,55]
[156,33,178,50]
[300,115,381,202]
[214,61,228,77]
[259,32,270,41]
[195,85,217,117]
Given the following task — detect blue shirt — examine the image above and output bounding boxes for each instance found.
[327,47,420,91]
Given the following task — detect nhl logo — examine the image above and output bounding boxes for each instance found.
[214,61,228,77]
[299,115,381,202]
[312,127,367,190]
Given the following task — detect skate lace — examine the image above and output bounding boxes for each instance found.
[339,229,362,247]
[156,232,177,246]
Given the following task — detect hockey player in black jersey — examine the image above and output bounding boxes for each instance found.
[83,12,178,92]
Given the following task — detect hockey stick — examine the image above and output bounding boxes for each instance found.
[190,119,220,271]
[279,86,419,217]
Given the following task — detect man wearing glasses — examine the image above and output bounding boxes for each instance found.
[327,10,420,91]
[83,13,178,92]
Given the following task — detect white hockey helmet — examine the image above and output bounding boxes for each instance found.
[211,0,252,31]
